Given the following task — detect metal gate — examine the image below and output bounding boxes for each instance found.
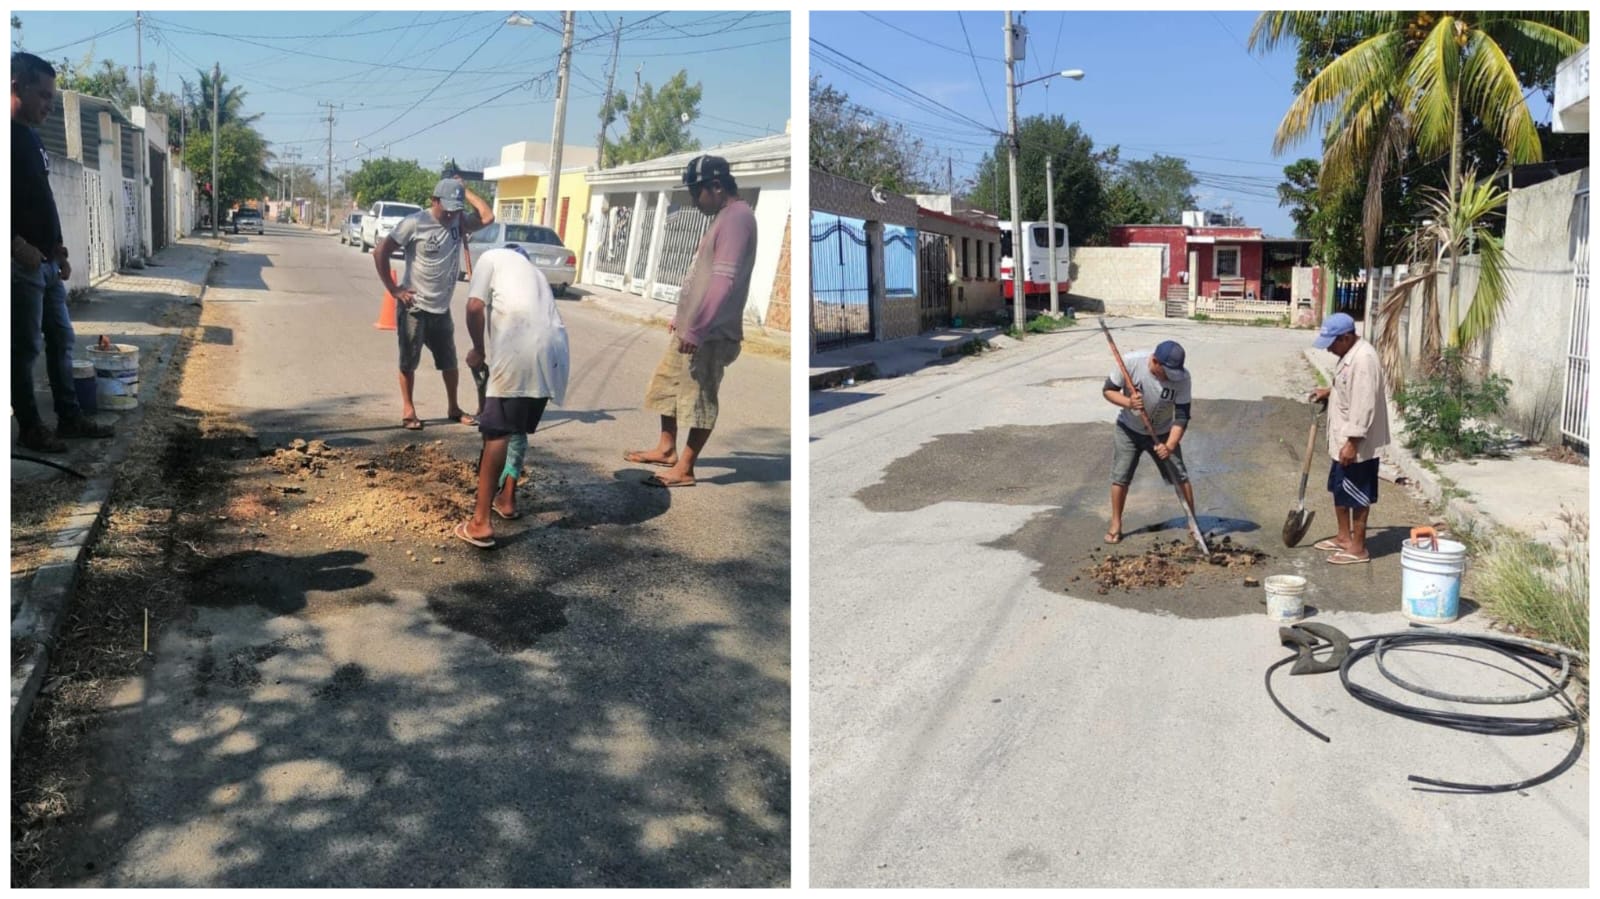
[1560,183,1589,449]
[630,198,660,291]
[84,168,114,280]
[652,203,711,302]
[918,231,950,332]
[148,148,167,251]
[593,203,633,278]
[811,212,872,351]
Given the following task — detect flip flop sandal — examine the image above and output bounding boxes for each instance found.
[454,521,495,549]
[1312,539,1343,552]
[492,506,523,521]
[644,473,696,488]
[1104,530,1122,544]
[1327,552,1370,565]
[402,417,424,431]
[623,450,675,468]
[450,412,478,426]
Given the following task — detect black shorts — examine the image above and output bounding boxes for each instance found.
[1328,458,1380,508]
[398,308,457,373]
[479,396,549,439]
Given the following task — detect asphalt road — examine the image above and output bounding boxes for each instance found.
[48,223,791,888]
[809,319,1587,888]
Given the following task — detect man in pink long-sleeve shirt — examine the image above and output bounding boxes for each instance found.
[626,154,758,488]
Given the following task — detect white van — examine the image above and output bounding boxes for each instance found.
[998,220,1072,301]
[360,201,422,252]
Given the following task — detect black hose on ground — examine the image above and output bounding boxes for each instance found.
[12,454,89,479]
[1267,626,1587,795]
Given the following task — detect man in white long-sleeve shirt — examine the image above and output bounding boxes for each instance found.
[1309,313,1391,564]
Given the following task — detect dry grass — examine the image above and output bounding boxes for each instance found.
[1475,511,1590,660]
[9,478,84,575]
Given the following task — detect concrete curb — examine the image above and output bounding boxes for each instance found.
[1299,348,1495,539]
[9,245,219,751]
[578,292,791,360]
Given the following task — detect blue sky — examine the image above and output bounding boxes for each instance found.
[14,10,790,176]
[812,10,1562,238]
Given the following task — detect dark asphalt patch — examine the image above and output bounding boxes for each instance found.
[857,397,1444,619]
[313,662,368,700]
[425,586,570,654]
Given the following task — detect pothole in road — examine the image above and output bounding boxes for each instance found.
[855,396,1439,619]
[1077,537,1269,593]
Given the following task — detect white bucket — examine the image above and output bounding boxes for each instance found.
[88,342,140,411]
[1264,574,1308,622]
[1401,526,1467,624]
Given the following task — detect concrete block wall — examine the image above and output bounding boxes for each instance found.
[1483,168,1586,442]
[47,155,91,288]
[881,296,921,340]
[1066,246,1165,317]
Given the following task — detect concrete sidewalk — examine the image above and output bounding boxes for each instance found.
[573,283,791,359]
[809,325,1007,388]
[11,234,224,749]
[1302,348,1588,546]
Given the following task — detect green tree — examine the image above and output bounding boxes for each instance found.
[1251,11,1587,349]
[968,115,1109,244]
[1275,157,1362,273]
[809,77,932,194]
[601,69,702,167]
[1103,180,1155,227]
[1116,154,1198,224]
[186,68,263,134]
[182,122,268,209]
[345,157,438,207]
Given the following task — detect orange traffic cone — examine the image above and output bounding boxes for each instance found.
[374,268,397,330]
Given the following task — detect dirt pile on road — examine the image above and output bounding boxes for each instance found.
[233,439,485,545]
[1080,537,1269,593]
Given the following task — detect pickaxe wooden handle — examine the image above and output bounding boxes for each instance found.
[1097,318,1210,555]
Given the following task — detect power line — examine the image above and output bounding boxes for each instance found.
[859,12,1001,62]
[349,17,514,144]
[28,20,133,56]
[957,12,1002,132]
[812,39,1000,136]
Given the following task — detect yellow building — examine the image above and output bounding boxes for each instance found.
[484,141,597,278]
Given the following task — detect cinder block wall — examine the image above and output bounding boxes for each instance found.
[1067,246,1165,317]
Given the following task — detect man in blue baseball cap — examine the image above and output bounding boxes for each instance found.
[1102,338,1194,543]
[1308,313,1390,564]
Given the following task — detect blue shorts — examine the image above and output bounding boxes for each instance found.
[1328,458,1380,508]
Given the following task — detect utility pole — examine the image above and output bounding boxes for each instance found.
[321,101,338,231]
[947,156,953,196]
[632,62,644,108]
[594,16,622,170]
[1046,154,1059,316]
[211,62,219,239]
[1004,12,1024,333]
[543,11,575,233]
[135,11,144,109]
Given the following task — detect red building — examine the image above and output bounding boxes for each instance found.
[1109,223,1310,303]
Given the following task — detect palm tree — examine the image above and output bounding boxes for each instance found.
[187,68,263,133]
[1371,169,1511,386]
[1250,11,1586,362]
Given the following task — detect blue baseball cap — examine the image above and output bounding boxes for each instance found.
[1153,340,1186,374]
[1314,313,1356,349]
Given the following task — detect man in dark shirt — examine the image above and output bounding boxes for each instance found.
[12,52,111,452]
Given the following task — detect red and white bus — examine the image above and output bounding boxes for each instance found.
[999,220,1072,302]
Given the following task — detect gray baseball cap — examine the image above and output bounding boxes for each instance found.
[433,178,466,211]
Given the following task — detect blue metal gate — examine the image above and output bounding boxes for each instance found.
[884,224,918,301]
[811,212,872,351]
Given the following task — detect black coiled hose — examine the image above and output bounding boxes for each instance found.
[1267,627,1587,795]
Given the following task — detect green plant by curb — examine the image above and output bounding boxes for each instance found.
[1396,348,1512,461]
[1473,512,1588,656]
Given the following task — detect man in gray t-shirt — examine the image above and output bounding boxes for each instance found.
[1101,339,1196,544]
[374,176,492,430]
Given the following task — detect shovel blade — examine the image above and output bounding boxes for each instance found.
[1282,508,1314,547]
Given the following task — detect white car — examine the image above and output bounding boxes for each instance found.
[360,201,421,252]
[466,223,576,296]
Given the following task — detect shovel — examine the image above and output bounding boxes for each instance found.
[1281,403,1321,547]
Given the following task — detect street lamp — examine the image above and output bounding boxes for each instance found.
[1004,10,1085,331]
